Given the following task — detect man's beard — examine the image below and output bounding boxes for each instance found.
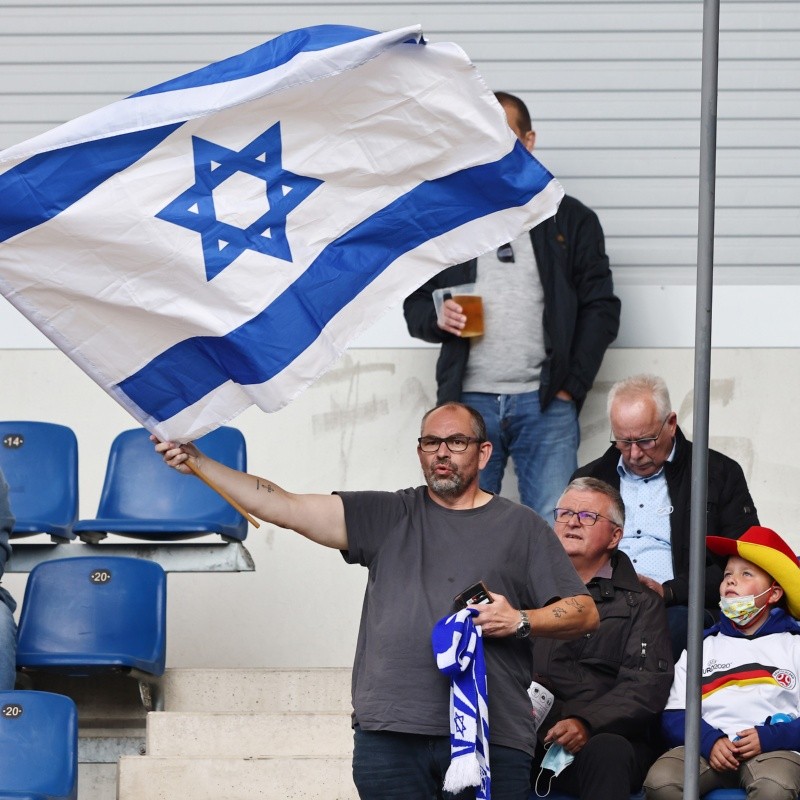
[425,457,475,499]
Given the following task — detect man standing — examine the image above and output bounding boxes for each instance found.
[155,402,598,800]
[572,373,759,659]
[532,477,673,800]
[404,91,620,521]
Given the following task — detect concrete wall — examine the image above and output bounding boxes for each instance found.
[1,345,796,668]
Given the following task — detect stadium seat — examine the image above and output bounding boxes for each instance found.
[0,421,78,542]
[702,792,746,800]
[74,425,248,543]
[0,690,78,800]
[16,556,166,711]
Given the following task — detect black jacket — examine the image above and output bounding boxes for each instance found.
[402,195,620,411]
[572,426,759,608]
[532,550,673,741]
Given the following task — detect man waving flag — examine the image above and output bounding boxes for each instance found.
[0,24,563,442]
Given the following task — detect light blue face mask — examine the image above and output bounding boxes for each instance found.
[534,742,575,797]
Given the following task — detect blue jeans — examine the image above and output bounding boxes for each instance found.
[353,727,532,800]
[0,601,17,690]
[461,391,579,521]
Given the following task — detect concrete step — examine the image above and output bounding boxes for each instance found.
[117,755,359,800]
[162,667,352,713]
[147,711,353,757]
[78,763,117,800]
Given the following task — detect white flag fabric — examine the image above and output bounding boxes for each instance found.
[0,24,563,442]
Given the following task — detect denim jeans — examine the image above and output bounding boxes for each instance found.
[0,601,17,690]
[461,391,579,521]
[352,727,532,800]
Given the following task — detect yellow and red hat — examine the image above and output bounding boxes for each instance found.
[707,526,800,618]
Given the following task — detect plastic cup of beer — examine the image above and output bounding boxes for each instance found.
[453,293,484,337]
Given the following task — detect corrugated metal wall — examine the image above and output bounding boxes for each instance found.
[2,1,799,331]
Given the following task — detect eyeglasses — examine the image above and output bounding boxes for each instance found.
[553,508,620,527]
[610,415,670,452]
[417,435,483,453]
[496,243,515,263]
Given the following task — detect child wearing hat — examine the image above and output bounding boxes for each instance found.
[644,526,800,800]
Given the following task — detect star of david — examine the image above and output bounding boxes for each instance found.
[453,712,467,737]
[157,122,322,281]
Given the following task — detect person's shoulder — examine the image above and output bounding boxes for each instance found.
[610,551,659,601]
[336,486,422,505]
[555,193,600,222]
[573,446,618,480]
[706,443,747,472]
[487,494,539,516]
[678,426,742,470]
[486,495,553,528]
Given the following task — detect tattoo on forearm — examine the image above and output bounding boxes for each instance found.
[550,597,586,619]
[256,480,275,493]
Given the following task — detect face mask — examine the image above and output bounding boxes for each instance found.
[534,742,575,797]
[719,585,774,627]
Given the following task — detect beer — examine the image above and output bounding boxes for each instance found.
[453,294,484,337]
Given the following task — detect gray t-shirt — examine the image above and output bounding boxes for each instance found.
[338,486,588,754]
[462,231,547,394]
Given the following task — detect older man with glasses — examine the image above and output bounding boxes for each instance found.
[530,477,673,800]
[154,401,597,800]
[572,373,760,660]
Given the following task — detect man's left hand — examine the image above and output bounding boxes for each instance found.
[554,390,574,403]
[544,718,589,754]
[470,591,521,637]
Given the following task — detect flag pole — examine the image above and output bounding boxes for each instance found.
[186,461,261,529]
[684,1,720,798]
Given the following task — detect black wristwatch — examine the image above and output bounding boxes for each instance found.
[515,610,531,639]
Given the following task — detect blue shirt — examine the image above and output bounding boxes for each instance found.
[617,443,676,584]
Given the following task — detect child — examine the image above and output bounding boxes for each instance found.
[644,526,800,800]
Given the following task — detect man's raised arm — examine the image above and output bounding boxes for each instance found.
[153,438,347,550]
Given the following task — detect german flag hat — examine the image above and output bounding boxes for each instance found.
[707,526,800,619]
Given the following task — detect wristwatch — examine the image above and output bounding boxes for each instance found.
[515,610,531,639]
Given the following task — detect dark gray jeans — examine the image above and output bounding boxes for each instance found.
[352,726,532,800]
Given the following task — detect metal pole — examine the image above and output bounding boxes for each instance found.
[683,1,720,798]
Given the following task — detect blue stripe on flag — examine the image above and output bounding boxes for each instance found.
[117,143,551,423]
[133,26,383,97]
[0,124,182,242]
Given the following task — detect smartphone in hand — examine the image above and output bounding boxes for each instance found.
[454,580,493,610]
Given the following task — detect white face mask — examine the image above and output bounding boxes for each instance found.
[719,585,774,627]
[534,742,575,797]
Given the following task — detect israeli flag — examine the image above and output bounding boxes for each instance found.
[0,24,563,442]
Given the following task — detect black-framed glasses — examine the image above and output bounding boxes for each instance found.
[610,415,670,452]
[553,508,620,527]
[417,435,483,453]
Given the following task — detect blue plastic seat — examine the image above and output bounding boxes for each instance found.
[702,792,746,800]
[74,426,248,543]
[0,690,78,800]
[0,421,78,542]
[16,556,166,710]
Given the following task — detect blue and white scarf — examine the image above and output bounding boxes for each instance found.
[432,607,490,799]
